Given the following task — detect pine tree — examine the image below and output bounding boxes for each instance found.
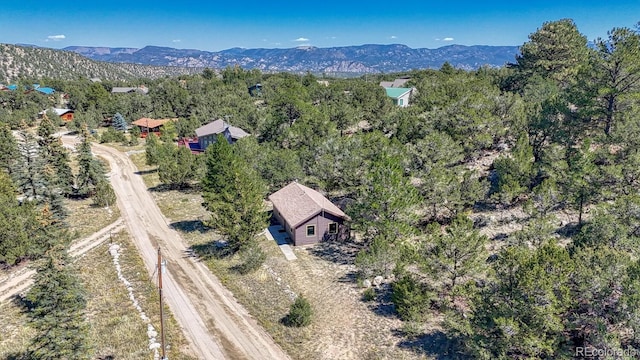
[422,215,488,303]
[75,126,107,197]
[202,135,268,252]
[14,131,47,202]
[349,151,420,243]
[0,172,44,266]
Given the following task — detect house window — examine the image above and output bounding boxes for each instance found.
[306,225,316,237]
[328,222,338,234]
[398,98,404,106]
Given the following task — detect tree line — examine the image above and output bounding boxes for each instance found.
[2,17,640,358]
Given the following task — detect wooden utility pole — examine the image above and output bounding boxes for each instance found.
[158,247,167,360]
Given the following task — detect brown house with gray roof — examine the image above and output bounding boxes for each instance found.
[195,119,249,151]
[269,181,351,246]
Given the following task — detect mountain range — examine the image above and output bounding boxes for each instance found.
[64,43,520,74]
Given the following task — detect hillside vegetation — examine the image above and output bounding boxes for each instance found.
[0,44,201,83]
[2,18,640,359]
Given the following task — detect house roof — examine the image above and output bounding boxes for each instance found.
[195,119,249,139]
[36,87,55,94]
[384,87,412,99]
[380,78,410,88]
[268,181,350,228]
[227,126,249,139]
[112,86,149,94]
[132,118,173,128]
[39,108,73,116]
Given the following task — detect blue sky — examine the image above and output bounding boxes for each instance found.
[2,1,639,51]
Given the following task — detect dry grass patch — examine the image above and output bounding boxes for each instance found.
[0,300,33,358]
[64,197,120,239]
[77,230,196,360]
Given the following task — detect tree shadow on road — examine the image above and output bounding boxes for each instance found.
[134,169,157,176]
[170,219,210,234]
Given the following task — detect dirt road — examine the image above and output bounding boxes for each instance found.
[63,136,289,360]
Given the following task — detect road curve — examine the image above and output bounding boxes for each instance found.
[63,137,290,360]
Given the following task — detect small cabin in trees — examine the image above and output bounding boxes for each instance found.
[194,119,249,151]
[383,87,414,107]
[269,181,351,246]
[38,108,74,122]
[132,118,175,137]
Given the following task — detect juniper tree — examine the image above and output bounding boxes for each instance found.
[145,131,160,166]
[0,123,19,176]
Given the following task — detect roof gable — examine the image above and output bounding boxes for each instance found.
[269,182,350,228]
[132,118,174,128]
[195,119,250,139]
[384,87,412,99]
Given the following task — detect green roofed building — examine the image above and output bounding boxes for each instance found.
[384,87,413,107]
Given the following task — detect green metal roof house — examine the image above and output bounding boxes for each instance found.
[384,87,413,107]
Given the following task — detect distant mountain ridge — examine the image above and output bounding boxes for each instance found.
[0,43,202,83]
[64,43,520,74]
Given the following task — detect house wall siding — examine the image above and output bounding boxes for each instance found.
[293,212,345,246]
[273,207,294,243]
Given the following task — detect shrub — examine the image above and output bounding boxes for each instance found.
[100,127,126,144]
[391,274,432,322]
[362,287,376,302]
[284,295,313,327]
[234,244,266,274]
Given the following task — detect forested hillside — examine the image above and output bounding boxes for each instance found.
[0,44,201,83]
[2,18,640,359]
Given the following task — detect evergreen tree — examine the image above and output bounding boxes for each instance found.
[75,126,107,197]
[37,115,74,200]
[0,123,20,176]
[14,131,47,202]
[348,151,420,243]
[0,172,44,266]
[111,112,127,131]
[145,132,160,166]
[157,143,197,189]
[25,236,90,359]
[422,215,488,303]
[594,26,640,135]
[202,135,268,252]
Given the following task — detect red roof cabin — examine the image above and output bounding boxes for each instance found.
[132,118,176,137]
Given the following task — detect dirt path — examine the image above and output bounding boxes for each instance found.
[62,136,289,360]
[0,219,125,303]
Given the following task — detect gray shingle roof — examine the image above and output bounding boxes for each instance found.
[268,181,350,228]
[195,119,249,139]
